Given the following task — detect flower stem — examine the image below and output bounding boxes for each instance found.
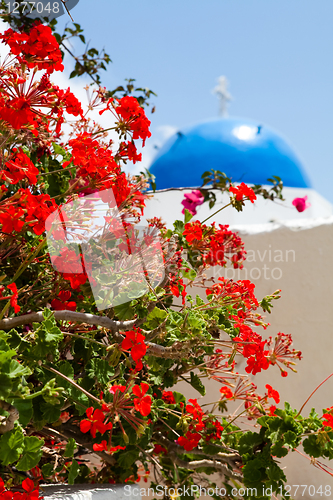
[296,372,333,417]
[200,202,232,224]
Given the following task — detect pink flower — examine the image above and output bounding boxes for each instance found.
[181,190,204,215]
[292,196,311,213]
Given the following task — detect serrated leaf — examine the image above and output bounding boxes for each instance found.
[117,449,139,468]
[16,436,44,471]
[6,359,31,379]
[86,358,114,385]
[64,438,76,458]
[0,349,16,364]
[145,307,168,329]
[238,431,263,455]
[303,435,322,458]
[173,220,184,234]
[114,299,135,320]
[0,427,24,465]
[40,402,61,423]
[190,372,206,396]
[42,463,54,477]
[68,459,80,485]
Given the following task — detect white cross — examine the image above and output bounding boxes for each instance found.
[213,76,232,117]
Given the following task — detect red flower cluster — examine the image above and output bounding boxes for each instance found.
[183,221,246,269]
[161,390,176,404]
[153,444,167,455]
[177,398,225,450]
[177,431,201,452]
[63,133,145,210]
[267,332,302,376]
[0,477,39,499]
[0,189,58,235]
[1,149,39,185]
[80,407,113,438]
[234,323,270,375]
[132,382,152,416]
[52,247,88,290]
[322,407,333,430]
[206,277,259,310]
[229,182,257,203]
[121,329,147,371]
[169,275,187,305]
[51,290,77,311]
[0,23,64,74]
[100,96,151,147]
[183,221,203,244]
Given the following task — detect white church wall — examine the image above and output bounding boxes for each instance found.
[143,189,333,228]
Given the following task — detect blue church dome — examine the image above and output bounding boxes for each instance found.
[149,118,311,190]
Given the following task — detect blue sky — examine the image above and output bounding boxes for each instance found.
[57,0,333,201]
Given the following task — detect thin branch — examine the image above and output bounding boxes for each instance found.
[296,372,333,417]
[60,0,74,21]
[0,310,136,335]
[42,364,100,405]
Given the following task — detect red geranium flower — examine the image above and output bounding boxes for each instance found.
[80,407,113,438]
[51,290,77,311]
[121,329,146,370]
[219,386,234,399]
[132,382,152,417]
[161,390,176,404]
[229,182,257,203]
[265,384,280,404]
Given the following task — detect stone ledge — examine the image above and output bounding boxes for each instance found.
[41,484,138,500]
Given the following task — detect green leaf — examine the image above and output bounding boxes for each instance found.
[0,374,13,399]
[0,349,16,364]
[42,463,54,478]
[184,209,193,224]
[40,402,61,423]
[173,220,184,234]
[243,458,263,484]
[52,143,67,157]
[270,441,288,458]
[117,449,139,468]
[266,461,286,482]
[238,431,263,455]
[68,459,80,485]
[87,359,114,385]
[303,435,322,458]
[57,361,74,387]
[190,372,206,396]
[0,427,24,465]
[64,438,76,458]
[16,436,44,471]
[6,359,31,379]
[114,300,135,320]
[145,307,168,329]
[11,399,33,428]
